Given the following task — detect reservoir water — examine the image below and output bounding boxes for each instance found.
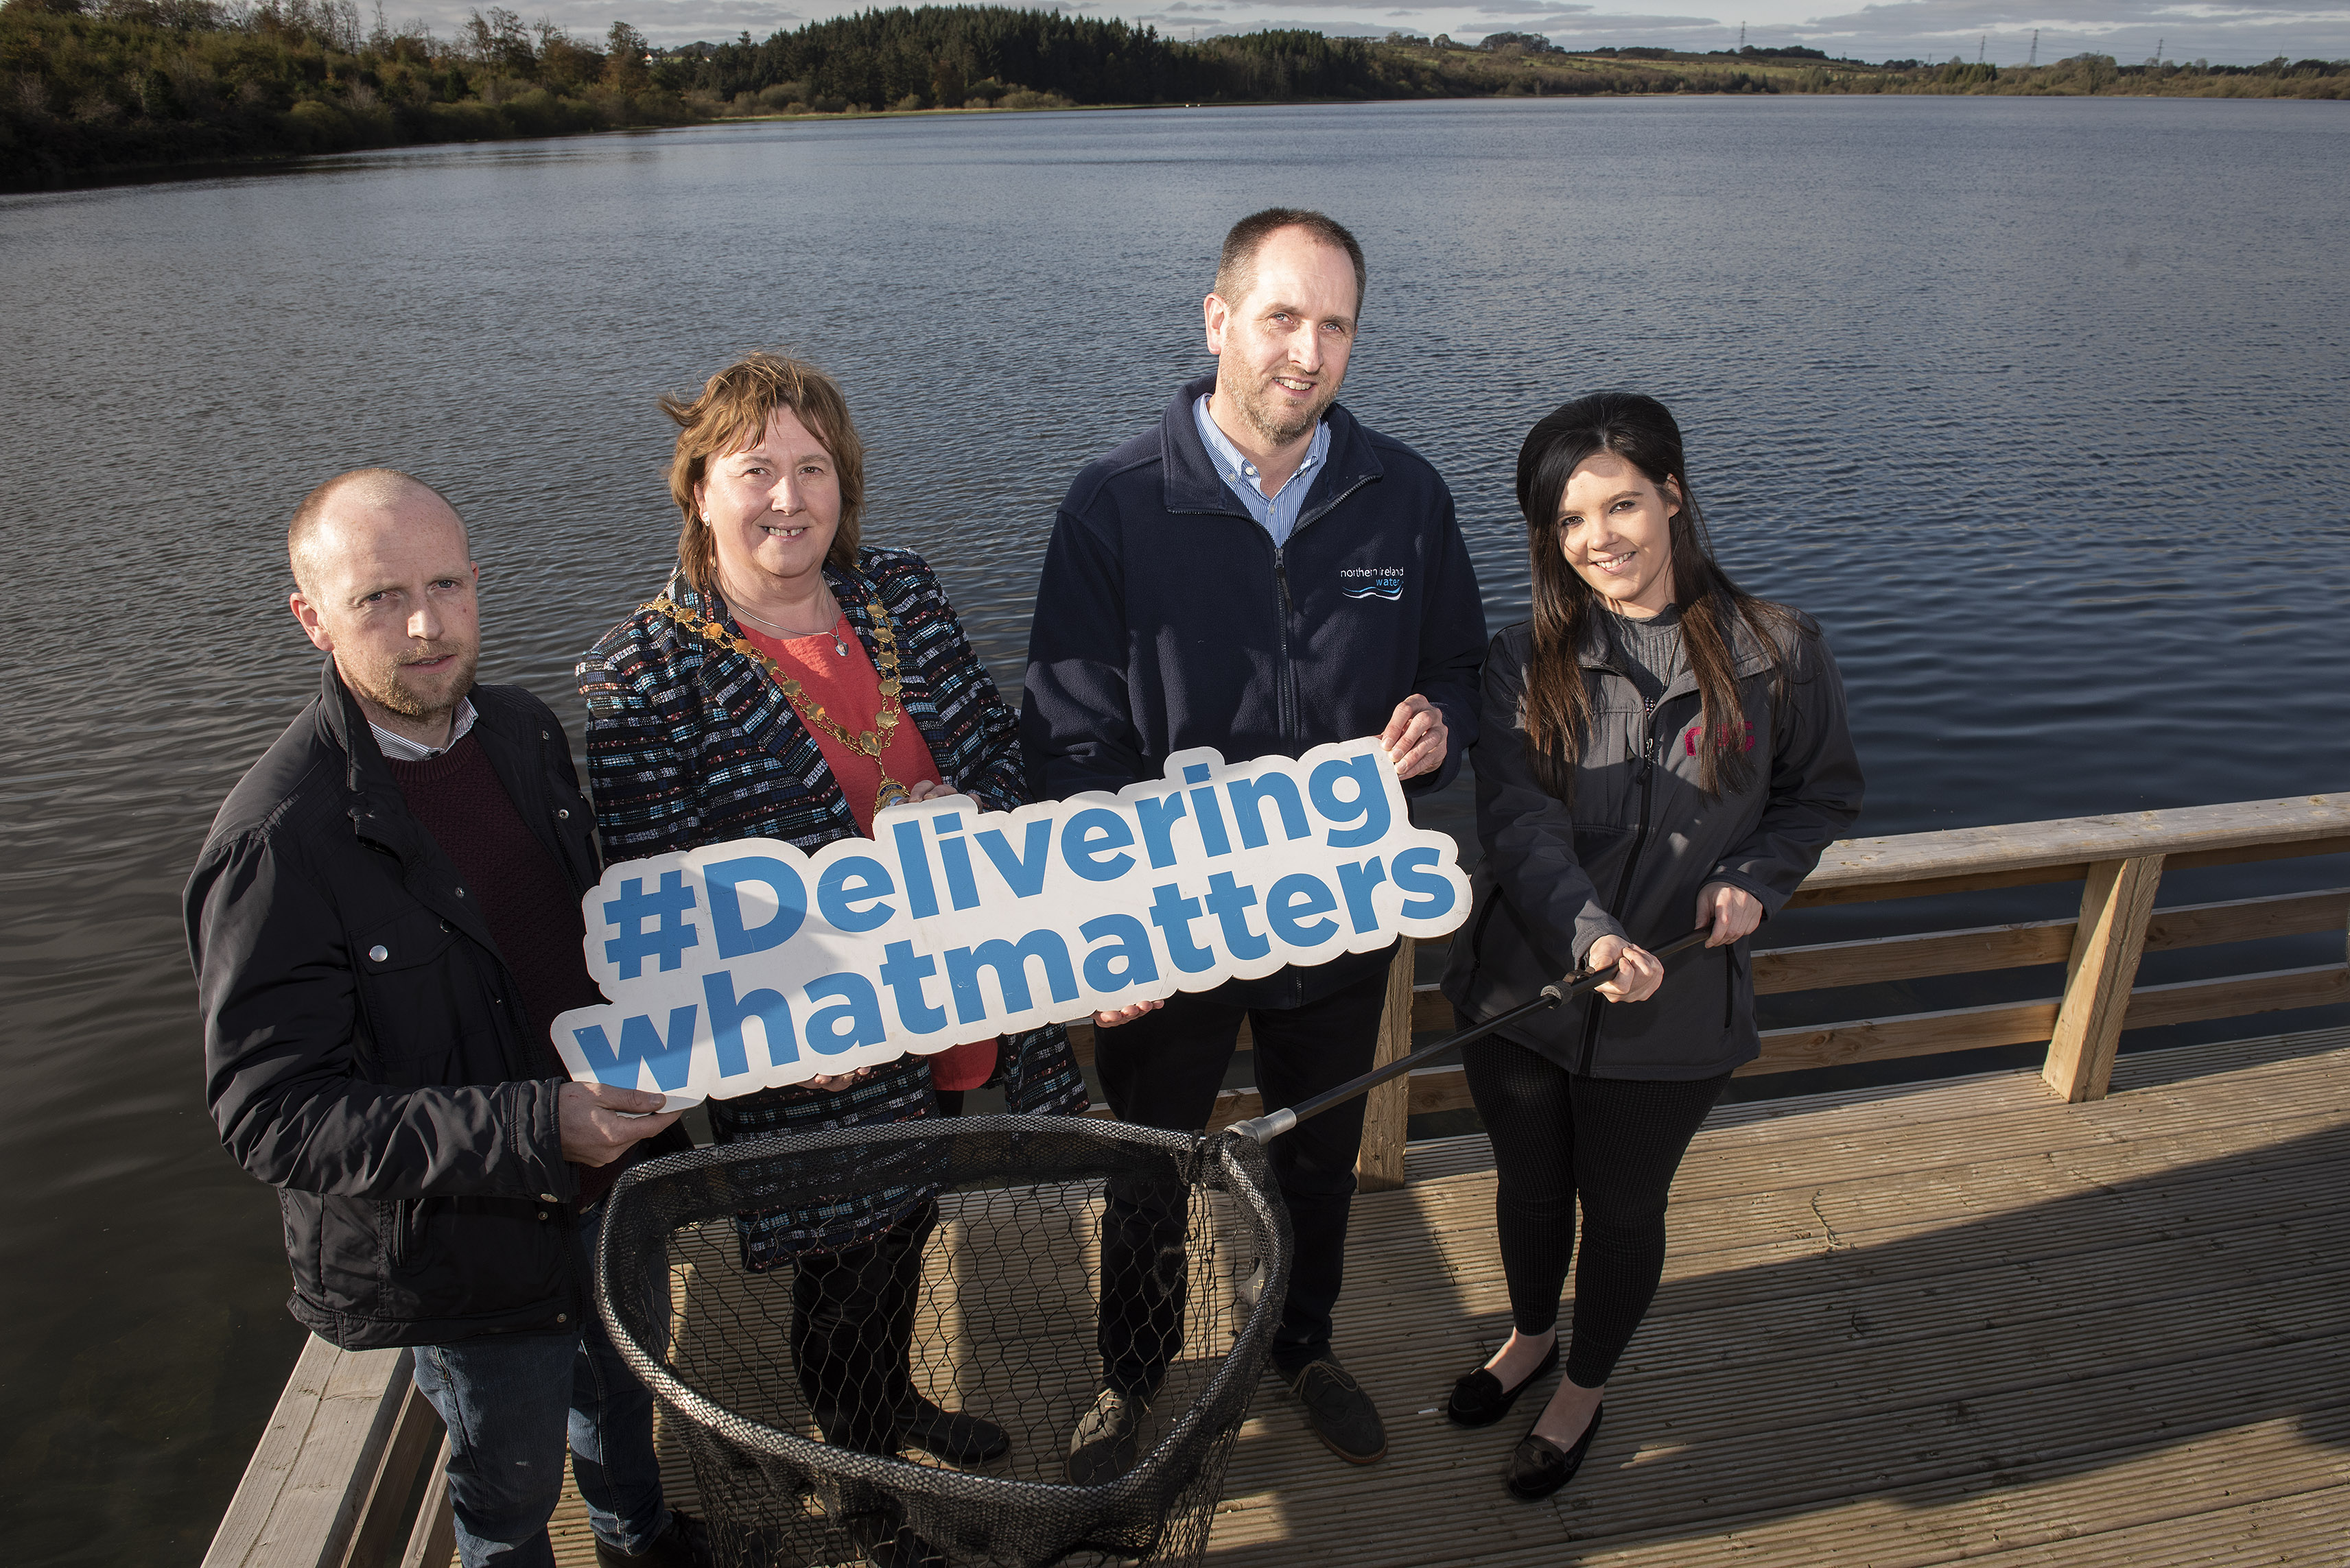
[3,95,2347,1564]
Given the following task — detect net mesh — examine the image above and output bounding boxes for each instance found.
[597,1115,1292,1568]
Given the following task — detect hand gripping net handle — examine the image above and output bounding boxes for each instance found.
[1226,929,1711,1145]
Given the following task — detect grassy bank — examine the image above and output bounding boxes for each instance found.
[4,1,2343,192]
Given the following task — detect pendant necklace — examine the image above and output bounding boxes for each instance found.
[728,597,850,658]
[645,593,913,814]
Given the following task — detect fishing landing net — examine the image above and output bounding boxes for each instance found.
[597,1115,1292,1568]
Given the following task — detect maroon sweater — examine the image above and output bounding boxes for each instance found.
[387,735,631,1204]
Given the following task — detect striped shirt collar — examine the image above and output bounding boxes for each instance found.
[371,697,478,762]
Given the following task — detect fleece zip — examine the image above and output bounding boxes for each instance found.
[1022,372,1488,1008]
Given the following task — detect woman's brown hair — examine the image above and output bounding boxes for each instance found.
[1516,391,1802,801]
[662,351,865,594]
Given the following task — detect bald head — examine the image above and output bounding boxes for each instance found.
[287,468,467,599]
[285,468,481,748]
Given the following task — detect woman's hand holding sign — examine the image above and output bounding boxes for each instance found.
[1380,694,1448,780]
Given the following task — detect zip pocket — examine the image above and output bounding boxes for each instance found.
[384,1198,425,1270]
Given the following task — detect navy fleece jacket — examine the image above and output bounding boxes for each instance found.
[1021,373,1488,1006]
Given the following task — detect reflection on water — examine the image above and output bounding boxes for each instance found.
[1,96,2346,1564]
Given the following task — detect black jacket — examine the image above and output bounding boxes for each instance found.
[1442,613,1864,1079]
[1022,374,1488,1008]
[186,660,624,1349]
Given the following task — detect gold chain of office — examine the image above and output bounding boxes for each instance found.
[644,594,917,814]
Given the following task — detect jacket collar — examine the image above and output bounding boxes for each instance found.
[1158,370,1385,530]
[1575,606,1777,701]
[317,656,399,798]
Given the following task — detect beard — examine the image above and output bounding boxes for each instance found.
[1230,370,1339,449]
[349,642,478,723]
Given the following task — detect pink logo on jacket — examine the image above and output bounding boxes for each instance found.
[1684,721,1756,757]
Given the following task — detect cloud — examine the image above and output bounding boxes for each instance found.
[1782,0,2350,59]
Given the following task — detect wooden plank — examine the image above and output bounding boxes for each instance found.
[1787,860,2094,907]
[2043,855,2166,1102]
[339,1381,445,1568]
[1354,939,1415,1193]
[1204,1086,1262,1132]
[2121,962,2350,1032]
[2163,830,2350,874]
[203,1339,412,1568]
[1763,887,2342,993]
[394,1441,452,1568]
[1795,793,2350,894]
[1410,984,1453,1034]
[1752,918,2076,993]
[1737,964,2347,1084]
[1786,826,2350,910]
[2141,886,2349,950]
[1405,1064,1474,1117]
[1741,998,2061,1075]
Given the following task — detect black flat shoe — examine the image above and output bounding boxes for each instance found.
[1446,1340,1560,1427]
[900,1394,1011,1464]
[1505,1403,1603,1500]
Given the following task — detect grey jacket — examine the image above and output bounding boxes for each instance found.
[1441,611,1864,1079]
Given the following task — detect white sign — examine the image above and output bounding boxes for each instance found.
[551,740,1468,1104]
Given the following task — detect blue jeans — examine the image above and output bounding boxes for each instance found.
[409,1200,670,1567]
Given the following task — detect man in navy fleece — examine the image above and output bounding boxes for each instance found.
[1022,208,1486,1478]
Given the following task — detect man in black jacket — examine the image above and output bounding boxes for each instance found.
[1023,210,1486,1477]
[187,471,704,1567]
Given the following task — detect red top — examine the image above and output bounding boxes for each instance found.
[742,615,997,1091]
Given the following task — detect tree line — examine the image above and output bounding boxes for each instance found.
[4,1,2342,191]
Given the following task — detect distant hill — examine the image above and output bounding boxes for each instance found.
[3,0,2341,191]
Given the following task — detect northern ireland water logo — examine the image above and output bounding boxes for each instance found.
[1340,567,1406,602]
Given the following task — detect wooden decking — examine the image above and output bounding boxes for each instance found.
[527,1024,2350,1567]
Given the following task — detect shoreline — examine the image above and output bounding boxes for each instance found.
[8,86,2342,198]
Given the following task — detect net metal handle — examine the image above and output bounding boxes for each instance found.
[1225,928,1713,1145]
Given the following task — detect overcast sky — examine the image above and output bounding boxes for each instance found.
[430,0,2350,68]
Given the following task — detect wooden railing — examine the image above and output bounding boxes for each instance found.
[201,1338,453,1568]
[207,792,2349,1568]
[1070,792,2350,1189]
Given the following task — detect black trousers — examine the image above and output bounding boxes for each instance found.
[790,1198,936,1456]
[1094,967,1394,1391]
[1461,1038,1728,1389]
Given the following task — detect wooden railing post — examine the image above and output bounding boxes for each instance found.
[396,1440,455,1568]
[1355,938,1416,1192]
[2042,855,2165,1102]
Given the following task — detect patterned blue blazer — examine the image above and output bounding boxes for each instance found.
[578,545,1088,1261]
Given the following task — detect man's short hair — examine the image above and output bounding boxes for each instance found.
[1214,208,1367,317]
[287,469,465,597]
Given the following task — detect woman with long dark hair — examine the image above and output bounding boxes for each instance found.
[1439,392,1864,1499]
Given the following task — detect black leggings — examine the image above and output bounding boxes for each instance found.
[1461,1038,1728,1389]
[790,1198,935,1456]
